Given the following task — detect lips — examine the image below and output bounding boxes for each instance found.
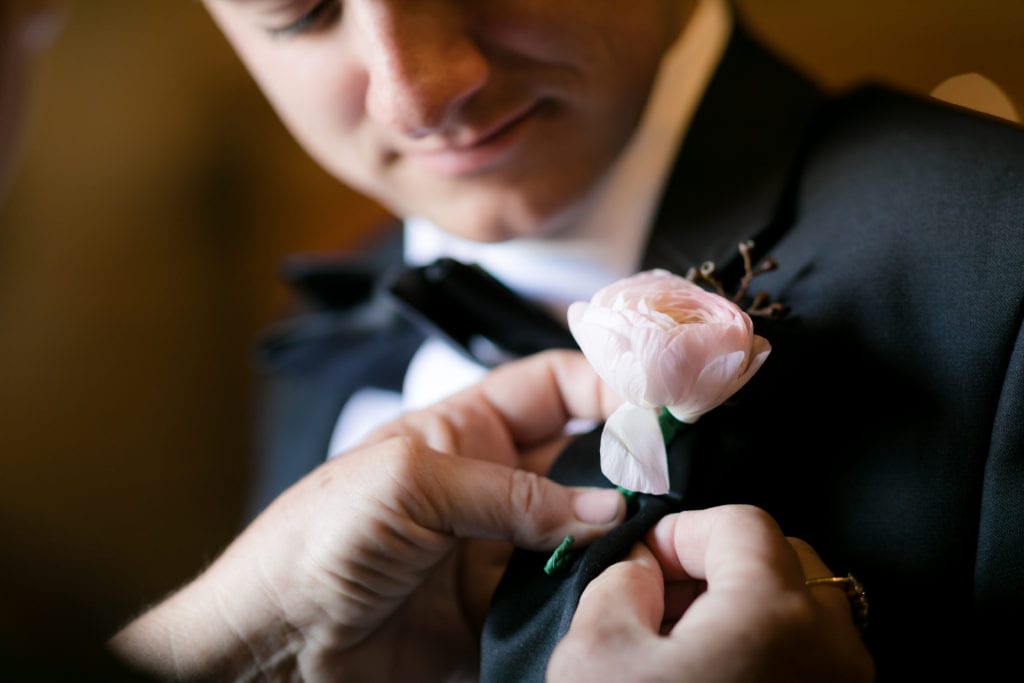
[403,101,542,177]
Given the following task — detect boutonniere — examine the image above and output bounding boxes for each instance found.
[567,241,783,495]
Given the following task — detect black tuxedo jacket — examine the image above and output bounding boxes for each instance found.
[252,24,1024,682]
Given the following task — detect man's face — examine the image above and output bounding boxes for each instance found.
[204,0,689,242]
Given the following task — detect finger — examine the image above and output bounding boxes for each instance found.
[518,434,574,475]
[645,505,805,591]
[788,536,863,635]
[660,578,706,629]
[577,544,665,632]
[639,507,875,681]
[376,437,625,548]
[464,349,623,448]
[549,544,664,679]
[358,351,620,468]
[787,535,832,578]
[361,392,521,467]
[644,506,804,643]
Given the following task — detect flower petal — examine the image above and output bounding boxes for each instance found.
[600,403,670,495]
[667,350,747,422]
[569,269,772,434]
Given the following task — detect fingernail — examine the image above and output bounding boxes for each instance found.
[573,489,624,525]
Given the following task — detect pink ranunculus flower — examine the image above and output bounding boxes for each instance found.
[567,269,771,494]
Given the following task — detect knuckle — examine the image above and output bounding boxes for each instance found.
[373,436,431,489]
[718,503,779,531]
[397,409,460,453]
[505,469,555,538]
[779,590,820,629]
[420,410,462,452]
[368,436,450,525]
[506,468,543,515]
[379,434,420,467]
[548,625,614,680]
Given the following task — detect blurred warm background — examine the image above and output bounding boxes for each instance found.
[1,0,1021,659]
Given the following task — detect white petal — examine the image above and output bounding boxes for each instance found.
[666,350,745,423]
[600,403,670,495]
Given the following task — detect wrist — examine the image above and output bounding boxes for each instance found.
[109,537,305,680]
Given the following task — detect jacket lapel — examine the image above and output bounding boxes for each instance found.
[482,23,830,683]
[643,23,824,287]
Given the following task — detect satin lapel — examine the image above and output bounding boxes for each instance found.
[642,24,825,286]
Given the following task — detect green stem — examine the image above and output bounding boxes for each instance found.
[541,408,684,576]
[543,535,576,575]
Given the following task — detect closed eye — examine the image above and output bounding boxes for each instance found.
[268,0,341,38]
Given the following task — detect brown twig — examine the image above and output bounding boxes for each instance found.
[693,240,787,320]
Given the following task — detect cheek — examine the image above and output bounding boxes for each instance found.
[248,50,374,175]
[328,66,370,128]
[255,49,366,131]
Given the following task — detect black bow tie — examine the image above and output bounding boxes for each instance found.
[383,257,578,367]
[259,254,576,372]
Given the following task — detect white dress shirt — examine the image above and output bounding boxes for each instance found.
[328,0,732,458]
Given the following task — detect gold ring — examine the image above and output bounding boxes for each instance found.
[804,573,869,632]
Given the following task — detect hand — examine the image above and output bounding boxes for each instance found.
[548,504,875,683]
[110,350,626,681]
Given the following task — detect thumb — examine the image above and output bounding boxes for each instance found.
[548,544,665,680]
[572,543,665,632]
[392,441,626,549]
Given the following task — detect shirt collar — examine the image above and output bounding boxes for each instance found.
[404,0,732,317]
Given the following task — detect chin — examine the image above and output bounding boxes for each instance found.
[436,215,530,243]
[438,212,558,244]
[441,187,592,244]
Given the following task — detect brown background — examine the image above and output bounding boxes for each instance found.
[1,0,1022,648]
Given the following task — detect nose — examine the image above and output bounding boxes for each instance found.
[357,3,489,138]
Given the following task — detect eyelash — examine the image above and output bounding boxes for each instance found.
[268,0,342,38]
